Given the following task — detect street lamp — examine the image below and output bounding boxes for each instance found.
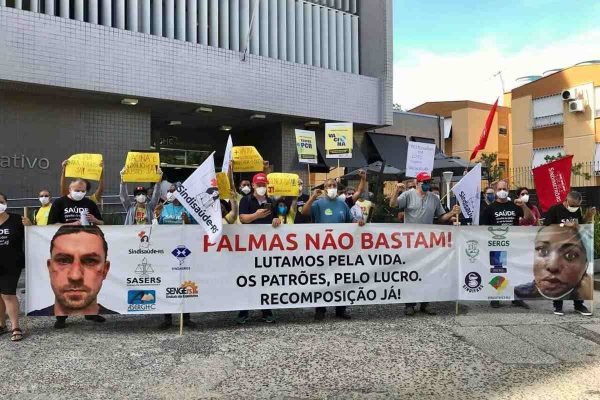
[442,171,454,210]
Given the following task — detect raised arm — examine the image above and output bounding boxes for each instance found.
[352,170,367,203]
[301,189,322,217]
[60,159,69,196]
[389,182,405,207]
[93,162,105,201]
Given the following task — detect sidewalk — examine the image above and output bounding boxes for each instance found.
[2,290,599,399]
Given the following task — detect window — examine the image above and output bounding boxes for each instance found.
[498,161,507,172]
[532,94,564,128]
[531,146,564,169]
[499,126,508,135]
[443,118,452,139]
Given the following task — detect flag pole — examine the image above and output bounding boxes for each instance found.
[179,313,184,336]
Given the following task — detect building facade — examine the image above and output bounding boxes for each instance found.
[0,0,392,204]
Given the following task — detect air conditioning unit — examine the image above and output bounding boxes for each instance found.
[561,89,577,101]
[568,100,584,113]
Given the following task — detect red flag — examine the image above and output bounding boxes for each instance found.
[469,98,499,161]
[532,155,573,212]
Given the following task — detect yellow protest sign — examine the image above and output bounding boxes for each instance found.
[325,122,353,159]
[232,146,264,172]
[216,172,231,200]
[267,173,300,197]
[122,152,162,183]
[65,153,103,181]
[295,129,318,164]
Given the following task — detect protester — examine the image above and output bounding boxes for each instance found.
[275,197,297,225]
[221,166,238,224]
[515,187,541,226]
[301,175,366,321]
[479,180,533,309]
[237,172,278,324]
[340,170,367,209]
[542,191,596,316]
[61,160,105,204]
[34,189,53,226]
[0,193,30,341]
[483,186,495,208]
[294,179,311,224]
[392,172,460,316]
[119,169,163,225]
[354,191,375,223]
[47,178,105,328]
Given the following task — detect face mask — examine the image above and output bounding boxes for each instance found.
[520,194,529,203]
[567,206,580,213]
[241,186,251,195]
[255,187,267,197]
[136,194,147,203]
[327,188,338,199]
[39,197,50,206]
[421,183,431,192]
[70,191,86,201]
[486,193,495,202]
[0,203,6,214]
[496,190,508,200]
[166,192,176,202]
[278,206,288,215]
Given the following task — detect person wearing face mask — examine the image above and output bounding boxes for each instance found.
[394,172,461,316]
[354,191,375,223]
[60,159,105,204]
[542,190,596,316]
[301,179,366,321]
[514,187,541,226]
[34,190,53,226]
[274,198,297,225]
[479,179,534,309]
[0,192,31,341]
[119,168,163,225]
[339,170,368,209]
[47,178,105,329]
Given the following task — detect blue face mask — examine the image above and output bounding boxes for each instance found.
[486,193,495,202]
[278,206,288,215]
[421,183,431,192]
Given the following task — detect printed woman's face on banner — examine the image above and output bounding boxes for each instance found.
[533,225,588,298]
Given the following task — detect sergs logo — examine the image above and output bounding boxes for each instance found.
[465,240,480,263]
[489,251,507,273]
[171,245,192,271]
[487,226,510,247]
[166,281,199,299]
[127,258,162,286]
[489,276,508,293]
[127,290,156,312]
[463,272,484,293]
[128,229,165,255]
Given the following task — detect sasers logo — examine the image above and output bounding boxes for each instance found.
[166,281,199,299]
[465,240,480,263]
[127,258,162,286]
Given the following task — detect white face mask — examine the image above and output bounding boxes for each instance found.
[166,192,176,202]
[327,188,338,199]
[136,194,147,203]
[520,194,530,203]
[0,203,6,214]
[496,190,508,200]
[39,196,50,206]
[567,206,580,213]
[241,186,251,195]
[255,187,267,197]
[70,190,86,201]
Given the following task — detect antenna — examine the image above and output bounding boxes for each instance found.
[493,71,506,94]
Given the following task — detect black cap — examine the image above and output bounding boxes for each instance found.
[133,186,148,196]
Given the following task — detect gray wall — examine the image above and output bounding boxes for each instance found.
[0,7,387,126]
[373,111,443,147]
[0,90,150,202]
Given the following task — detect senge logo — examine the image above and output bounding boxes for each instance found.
[166,281,199,299]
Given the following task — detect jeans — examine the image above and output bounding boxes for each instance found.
[553,300,583,309]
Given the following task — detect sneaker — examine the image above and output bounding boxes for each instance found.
[553,308,564,316]
[54,319,66,329]
[574,304,592,316]
[420,306,436,315]
[490,301,501,308]
[314,311,326,321]
[512,300,530,310]
[158,320,173,330]
[262,315,276,323]
[183,319,197,328]
[404,306,416,316]
[236,315,248,325]
[335,312,352,320]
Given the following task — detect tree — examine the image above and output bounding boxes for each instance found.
[479,152,503,183]
[543,154,591,180]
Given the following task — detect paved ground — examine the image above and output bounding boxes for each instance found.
[2,289,600,400]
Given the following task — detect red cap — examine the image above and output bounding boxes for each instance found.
[252,173,269,185]
[416,172,432,182]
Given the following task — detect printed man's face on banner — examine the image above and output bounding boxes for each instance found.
[533,225,588,298]
[47,232,111,314]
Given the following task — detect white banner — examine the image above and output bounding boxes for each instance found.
[174,153,222,243]
[451,163,482,225]
[406,142,436,178]
[221,134,233,174]
[26,224,593,317]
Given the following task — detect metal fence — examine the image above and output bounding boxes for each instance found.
[505,161,600,189]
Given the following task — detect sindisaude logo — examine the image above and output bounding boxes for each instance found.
[463,272,483,293]
[129,229,165,255]
[489,276,508,293]
[166,281,199,299]
[171,245,192,271]
[465,240,480,263]
[489,251,508,273]
[127,257,162,286]
[487,226,510,247]
[324,208,333,216]
[127,290,156,312]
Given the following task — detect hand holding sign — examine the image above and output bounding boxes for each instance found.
[64,154,103,181]
[267,173,300,197]
[122,152,162,183]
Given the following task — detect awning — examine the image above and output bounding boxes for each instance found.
[532,146,564,169]
[316,134,368,168]
[365,132,409,170]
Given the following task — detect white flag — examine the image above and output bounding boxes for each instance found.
[175,153,223,243]
[221,134,233,174]
[451,163,481,225]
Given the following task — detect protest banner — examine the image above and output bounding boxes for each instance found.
[174,153,223,243]
[532,155,573,212]
[325,122,353,159]
[65,153,103,181]
[26,224,593,317]
[267,173,300,197]
[451,163,482,225]
[295,129,318,164]
[405,142,436,178]
[232,146,264,172]
[216,172,231,200]
[121,152,161,183]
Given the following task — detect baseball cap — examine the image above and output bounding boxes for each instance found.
[252,173,269,185]
[416,172,432,182]
[133,186,148,195]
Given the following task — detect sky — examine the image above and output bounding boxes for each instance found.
[393,0,600,110]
